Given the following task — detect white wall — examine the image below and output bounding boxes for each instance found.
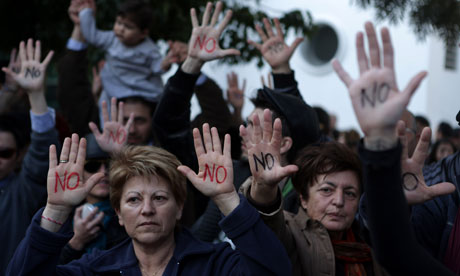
[163,0,459,133]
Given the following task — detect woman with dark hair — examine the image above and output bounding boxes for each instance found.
[427,139,456,164]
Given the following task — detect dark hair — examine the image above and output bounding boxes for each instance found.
[117,0,153,30]
[292,142,362,202]
[0,112,30,151]
[415,115,430,128]
[250,93,291,138]
[437,122,454,139]
[313,106,330,136]
[118,96,157,117]
[427,139,457,164]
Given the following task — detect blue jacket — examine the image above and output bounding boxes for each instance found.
[7,196,291,275]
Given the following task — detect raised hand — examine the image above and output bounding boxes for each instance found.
[2,39,53,93]
[226,72,245,111]
[89,97,133,154]
[248,17,303,73]
[397,121,456,204]
[332,22,427,149]
[177,123,239,215]
[3,48,21,92]
[240,109,298,204]
[187,2,240,63]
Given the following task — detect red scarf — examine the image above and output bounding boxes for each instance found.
[332,228,372,276]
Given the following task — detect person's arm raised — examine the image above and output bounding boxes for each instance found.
[181,1,240,75]
[240,109,298,205]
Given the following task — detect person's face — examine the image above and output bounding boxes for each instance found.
[0,131,19,180]
[84,159,110,202]
[300,170,360,238]
[123,102,152,145]
[241,108,265,159]
[116,175,183,246]
[436,142,455,161]
[113,16,147,46]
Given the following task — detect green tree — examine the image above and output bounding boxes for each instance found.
[0,0,314,66]
[354,0,460,44]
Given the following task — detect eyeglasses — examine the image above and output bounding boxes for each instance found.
[84,159,110,173]
[0,148,16,159]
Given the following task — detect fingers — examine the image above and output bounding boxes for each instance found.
[280,164,299,178]
[356,32,369,75]
[76,137,87,166]
[117,101,124,123]
[192,128,205,157]
[263,18,275,38]
[201,2,213,27]
[248,39,262,51]
[88,122,102,137]
[396,120,408,160]
[19,41,26,63]
[211,127,222,153]
[428,182,456,199]
[364,21,381,68]
[289,37,304,54]
[332,59,353,88]
[34,40,41,62]
[412,126,431,165]
[9,48,17,66]
[271,118,283,148]
[27,38,34,61]
[84,172,104,194]
[110,97,117,122]
[125,112,134,131]
[254,23,268,43]
[262,109,273,143]
[217,10,233,34]
[49,144,58,170]
[42,50,54,68]
[274,18,284,38]
[219,48,241,58]
[101,100,109,123]
[59,137,71,163]
[202,123,213,152]
[210,1,222,27]
[190,8,199,28]
[402,71,427,105]
[223,133,231,158]
[177,165,197,183]
[381,27,394,70]
[239,124,251,149]
[252,112,262,143]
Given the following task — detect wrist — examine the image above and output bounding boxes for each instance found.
[181,57,204,74]
[41,204,72,232]
[271,63,292,74]
[212,191,240,216]
[28,91,48,115]
[364,133,398,151]
[71,25,85,42]
[250,178,279,205]
[68,236,85,251]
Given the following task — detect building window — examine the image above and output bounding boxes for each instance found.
[444,42,457,71]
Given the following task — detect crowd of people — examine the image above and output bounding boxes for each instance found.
[0,0,459,275]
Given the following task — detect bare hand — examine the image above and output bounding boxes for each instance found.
[89,97,133,154]
[188,2,240,62]
[69,205,104,250]
[47,134,103,210]
[332,22,426,147]
[226,72,245,110]
[248,18,303,73]
[3,48,21,92]
[91,60,104,101]
[2,39,54,93]
[177,124,239,215]
[397,121,456,204]
[240,109,298,188]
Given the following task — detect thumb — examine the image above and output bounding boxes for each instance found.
[428,182,456,199]
[177,165,197,183]
[84,172,105,194]
[280,164,299,178]
[289,37,304,53]
[88,122,102,137]
[219,48,241,58]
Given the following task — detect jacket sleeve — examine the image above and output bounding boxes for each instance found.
[6,209,87,276]
[57,49,100,136]
[272,71,303,99]
[153,67,200,171]
[79,8,114,50]
[214,196,292,275]
[359,142,456,276]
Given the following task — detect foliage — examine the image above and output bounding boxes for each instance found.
[354,0,460,44]
[0,0,314,67]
